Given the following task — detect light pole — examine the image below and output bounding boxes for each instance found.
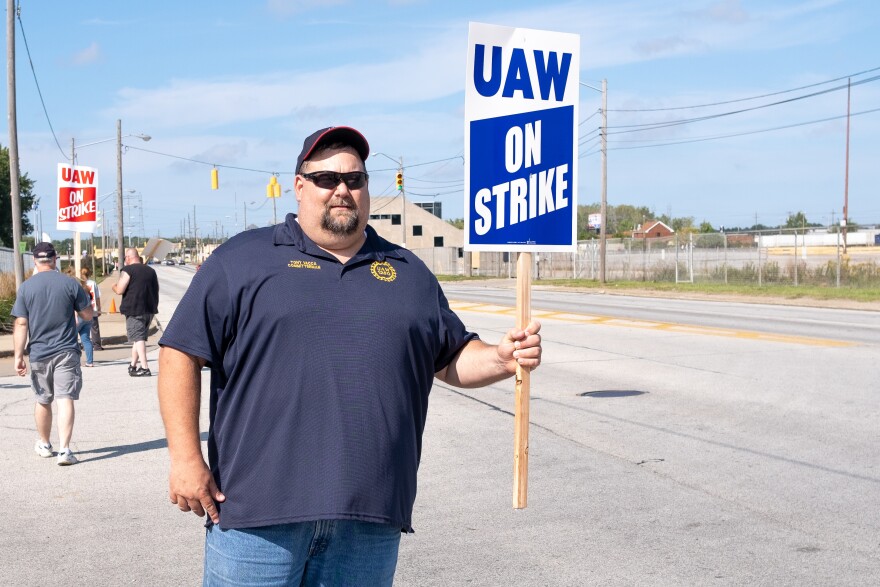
[372,153,406,248]
[580,79,608,283]
[94,190,116,275]
[72,121,150,272]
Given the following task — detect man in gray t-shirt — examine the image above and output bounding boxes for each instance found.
[13,242,92,466]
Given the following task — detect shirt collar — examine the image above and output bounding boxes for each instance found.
[273,213,406,263]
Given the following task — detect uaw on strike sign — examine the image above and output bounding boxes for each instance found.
[465,23,579,252]
[56,163,98,232]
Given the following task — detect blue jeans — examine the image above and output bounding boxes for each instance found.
[203,520,401,586]
[77,320,93,365]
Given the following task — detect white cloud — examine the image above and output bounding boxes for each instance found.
[105,1,857,134]
[266,0,348,17]
[71,42,101,66]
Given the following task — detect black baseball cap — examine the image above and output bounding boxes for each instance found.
[296,126,370,172]
[33,242,57,259]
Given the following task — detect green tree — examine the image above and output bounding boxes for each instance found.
[446,218,464,229]
[785,211,808,228]
[0,144,36,247]
[699,221,715,233]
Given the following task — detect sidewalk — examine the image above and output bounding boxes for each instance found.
[0,272,159,361]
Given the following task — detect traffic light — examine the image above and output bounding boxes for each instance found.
[266,175,277,198]
[211,167,219,190]
[396,170,404,191]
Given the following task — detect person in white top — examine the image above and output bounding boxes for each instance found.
[80,266,103,351]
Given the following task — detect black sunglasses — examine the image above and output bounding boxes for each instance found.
[300,171,369,190]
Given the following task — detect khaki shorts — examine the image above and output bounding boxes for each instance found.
[30,350,82,404]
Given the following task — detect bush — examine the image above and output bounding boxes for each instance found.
[0,272,17,332]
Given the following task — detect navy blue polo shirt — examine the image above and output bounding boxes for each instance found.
[159,214,477,531]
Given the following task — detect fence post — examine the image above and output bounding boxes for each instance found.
[794,229,798,286]
[674,234,679,282]
[836,229,841,288]
[723,232,728,284]
[757,235,763,286]
[689,233,694,283]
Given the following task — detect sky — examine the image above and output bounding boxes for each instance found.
[3,0,879,242]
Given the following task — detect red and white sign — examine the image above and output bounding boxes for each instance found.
[57,163,98,232]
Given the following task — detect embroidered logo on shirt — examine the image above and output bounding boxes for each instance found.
[288,260,321,270]
[370,261,397,282]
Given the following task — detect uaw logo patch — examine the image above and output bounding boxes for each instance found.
[370,261,397,282]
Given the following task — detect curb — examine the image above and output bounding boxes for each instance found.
[0,324,159,359]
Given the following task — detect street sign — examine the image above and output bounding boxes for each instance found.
[56,163,98,232]
[464,22,579,252]
[588,213,601,229]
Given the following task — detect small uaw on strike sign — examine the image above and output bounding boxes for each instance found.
[464,22,580,508]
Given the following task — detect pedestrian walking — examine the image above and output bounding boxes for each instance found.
[80,266,103,351]
[12,242,93,466]
[158,126,542,585]
[112,247,159,377]
[75,277,94,368]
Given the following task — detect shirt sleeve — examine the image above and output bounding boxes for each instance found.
[159,254,231,369]
[433,284,479,372]
[11,287,27,319]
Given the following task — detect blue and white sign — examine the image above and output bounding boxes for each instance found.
[465,22,579,252]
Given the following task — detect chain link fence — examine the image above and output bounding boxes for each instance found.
[0,247,35,275]
[412,226,880,288]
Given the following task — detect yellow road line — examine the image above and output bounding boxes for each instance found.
[448,300,855,348]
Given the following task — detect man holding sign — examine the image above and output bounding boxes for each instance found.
[157,125,542,585]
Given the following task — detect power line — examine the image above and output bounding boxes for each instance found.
[606,106,880,151]
[606,75,880,135]
[125,144,281,175]
[607,65,880,112]
[405,176,463,186]
[16,8,68,160]
[406,188,463,197]
[578,109,601,126]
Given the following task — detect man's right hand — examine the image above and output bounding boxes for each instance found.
[169,457,226,524]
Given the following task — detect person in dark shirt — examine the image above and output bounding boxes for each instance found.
[157,126,542,585]
[112,248,159,377]
[13,242,92,466]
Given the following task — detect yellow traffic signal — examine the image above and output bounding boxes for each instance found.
[396,171,403,191]
[267,175,281,198]
[211,168,219,190]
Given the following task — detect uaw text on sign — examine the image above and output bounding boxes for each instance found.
[465,23,580,252]
[57,163,99,232]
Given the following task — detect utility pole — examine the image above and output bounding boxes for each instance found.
[71,138,83,276]
[116,120,125,270]
[599,78,608,284]
[842,77,851,254]
[7,0,25,287]
[400,156,407,249]
[581,79,608,283]
[193,205,199,263]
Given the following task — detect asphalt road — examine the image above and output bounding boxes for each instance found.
[2,266,878,586]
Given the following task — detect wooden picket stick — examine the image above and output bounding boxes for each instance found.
[513,251,532,509]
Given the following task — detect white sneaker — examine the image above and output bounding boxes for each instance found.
[57,449,78,466]
[34,441,53,458]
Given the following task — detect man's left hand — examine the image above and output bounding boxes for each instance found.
[496,320,542,373]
